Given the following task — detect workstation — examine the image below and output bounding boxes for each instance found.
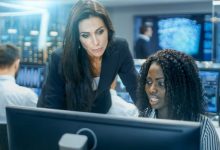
[0,0,220,149]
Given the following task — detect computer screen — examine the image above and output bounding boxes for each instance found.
[15,63,47,96]
[134,13,212,61]
[199,68,220,114]
[6,106,200,150]
[116,59,145,103]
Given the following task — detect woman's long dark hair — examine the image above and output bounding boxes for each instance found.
[137,49,205,121]
[62,0,115,111]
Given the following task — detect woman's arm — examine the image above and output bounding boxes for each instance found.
[200,116,220,150]
[118,38,139,104]
[37,49,66,109]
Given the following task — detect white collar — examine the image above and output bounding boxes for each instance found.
[0,75,15,82]
[139,34,150,42]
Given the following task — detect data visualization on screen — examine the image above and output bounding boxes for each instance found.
[199,69,220,114]
[16,63,46,96]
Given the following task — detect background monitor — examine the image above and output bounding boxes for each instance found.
[198,68,220,115]
[134,13,212,61]
[15,63,47,96]
[6,106,200,150]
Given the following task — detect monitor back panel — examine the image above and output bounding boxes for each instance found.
[6,106,200,150]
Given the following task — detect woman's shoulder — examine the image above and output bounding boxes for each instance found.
[112,37,128,45]
[199,115,211,123]
[109,37,129,53]
[199,114,215,129]
[199,115,220,149]
[49,48,63,63]
[52,48,63,57]
[106,37,129,56]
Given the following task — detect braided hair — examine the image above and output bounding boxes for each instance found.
[137,49,205,121]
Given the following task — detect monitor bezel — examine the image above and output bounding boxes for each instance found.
[133,13,212,61]
[6,106,200,150]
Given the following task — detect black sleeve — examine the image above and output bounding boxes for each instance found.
[37,49,66,109]
[118,39,138,104]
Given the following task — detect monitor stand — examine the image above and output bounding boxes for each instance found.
[59,133,88,150]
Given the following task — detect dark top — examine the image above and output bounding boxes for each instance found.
[37,37,138,113]
[134,38,153,59]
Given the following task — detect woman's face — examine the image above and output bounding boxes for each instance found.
[145,62,167,111]
[79,16,108,59]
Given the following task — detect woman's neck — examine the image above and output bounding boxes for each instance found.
[89,55,102,62]
[89,56,102,77]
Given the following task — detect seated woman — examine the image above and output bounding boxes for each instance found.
[136,49,220,150]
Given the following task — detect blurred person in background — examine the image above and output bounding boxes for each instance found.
[134,22,154,59]
[0,44,37,123]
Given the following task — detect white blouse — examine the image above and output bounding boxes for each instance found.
[92,77,100,91]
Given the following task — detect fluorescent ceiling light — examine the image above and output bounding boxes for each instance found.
[30,30,39,36]
[24,42,31,47]
[50,31,58,37]
[0,2,49,50]
[8,28,17,34]
[213,1,220,5]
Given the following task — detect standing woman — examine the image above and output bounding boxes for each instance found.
[37,0,138,113]
[137,49,220,150]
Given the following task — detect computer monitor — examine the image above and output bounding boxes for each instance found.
[116,59,145,103]
[15,63,47,96]
[134,13,212,61]
[0,123,8,150]
[198,68,220,115]
[6,106,200,150]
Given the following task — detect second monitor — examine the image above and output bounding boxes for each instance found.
[199,68,220,115]
[16,63,47,96]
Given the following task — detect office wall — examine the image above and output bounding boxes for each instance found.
[107,1,212,56]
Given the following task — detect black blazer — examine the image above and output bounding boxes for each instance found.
[134,38,152,59]
[37,37,138,113]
